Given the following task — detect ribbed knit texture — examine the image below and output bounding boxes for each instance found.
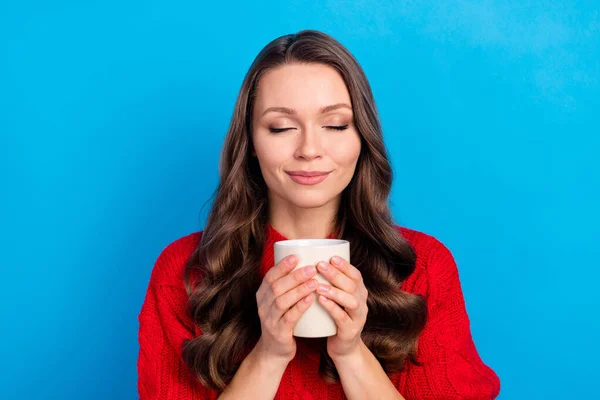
[138,226,500,399]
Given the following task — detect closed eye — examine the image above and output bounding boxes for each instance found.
[324,125,349,131]
[268,127,296,133]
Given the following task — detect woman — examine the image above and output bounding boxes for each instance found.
[137,30,500,400]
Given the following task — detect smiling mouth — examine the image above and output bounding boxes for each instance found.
[285,171,331,185]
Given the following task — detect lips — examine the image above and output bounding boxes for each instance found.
[286,171,331,185]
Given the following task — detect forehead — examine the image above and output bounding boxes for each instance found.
[254,63,352,113]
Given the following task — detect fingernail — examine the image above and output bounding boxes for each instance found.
[318,262,329,272]
[304,266,316,276]
[286,255,298,265]
[307,279,317,289]
[320,295,328,302]
[332,256,342,266]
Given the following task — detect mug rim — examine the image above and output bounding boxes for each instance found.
[274,239,349,247]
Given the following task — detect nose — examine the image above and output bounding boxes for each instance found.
[294,127,323,161]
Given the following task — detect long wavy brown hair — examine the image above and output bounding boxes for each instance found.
[182,30,427,392]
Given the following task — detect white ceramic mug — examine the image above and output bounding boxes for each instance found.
[274,239,350,338]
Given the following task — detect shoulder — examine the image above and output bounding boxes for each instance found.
[395,226,459,300]
[396,226,455,265]
[148,231,204,287]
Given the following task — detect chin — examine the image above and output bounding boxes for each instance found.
[284,191,338,209]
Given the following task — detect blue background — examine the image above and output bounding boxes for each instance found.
[1,1,599,399]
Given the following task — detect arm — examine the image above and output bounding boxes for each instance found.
[401,238,501,400]
[217,342,289,400]
[332,341,404,400]
[138,280,217,400]
[138,235,223,400]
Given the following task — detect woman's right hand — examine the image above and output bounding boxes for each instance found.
[254,255,319,363]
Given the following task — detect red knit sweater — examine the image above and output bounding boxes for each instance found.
[138,226,500,399]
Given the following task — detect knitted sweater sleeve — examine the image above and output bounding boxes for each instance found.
[137,235,218,400]
[403,238,501,400]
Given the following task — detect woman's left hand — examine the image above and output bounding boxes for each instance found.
[316,256,369,360]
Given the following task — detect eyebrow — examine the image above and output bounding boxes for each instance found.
[261,103,352,117]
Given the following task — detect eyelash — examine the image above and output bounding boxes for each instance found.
[268,125,349,133]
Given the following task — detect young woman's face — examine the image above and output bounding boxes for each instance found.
[251,63,362,210]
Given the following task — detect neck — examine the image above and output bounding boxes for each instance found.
[268,194,339,240]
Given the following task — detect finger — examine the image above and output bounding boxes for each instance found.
[318,294,352,327]
[272,278,318,321]
[317,262,357,294]
[316,284,362,317]
[281,293,315,327]
[257,255,298,300]
[269,265,317,301]
[330,256,362,282]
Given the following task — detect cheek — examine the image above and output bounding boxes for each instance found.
[253,135,274,165]
[329,134,361,166]
[253,137,287,174]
